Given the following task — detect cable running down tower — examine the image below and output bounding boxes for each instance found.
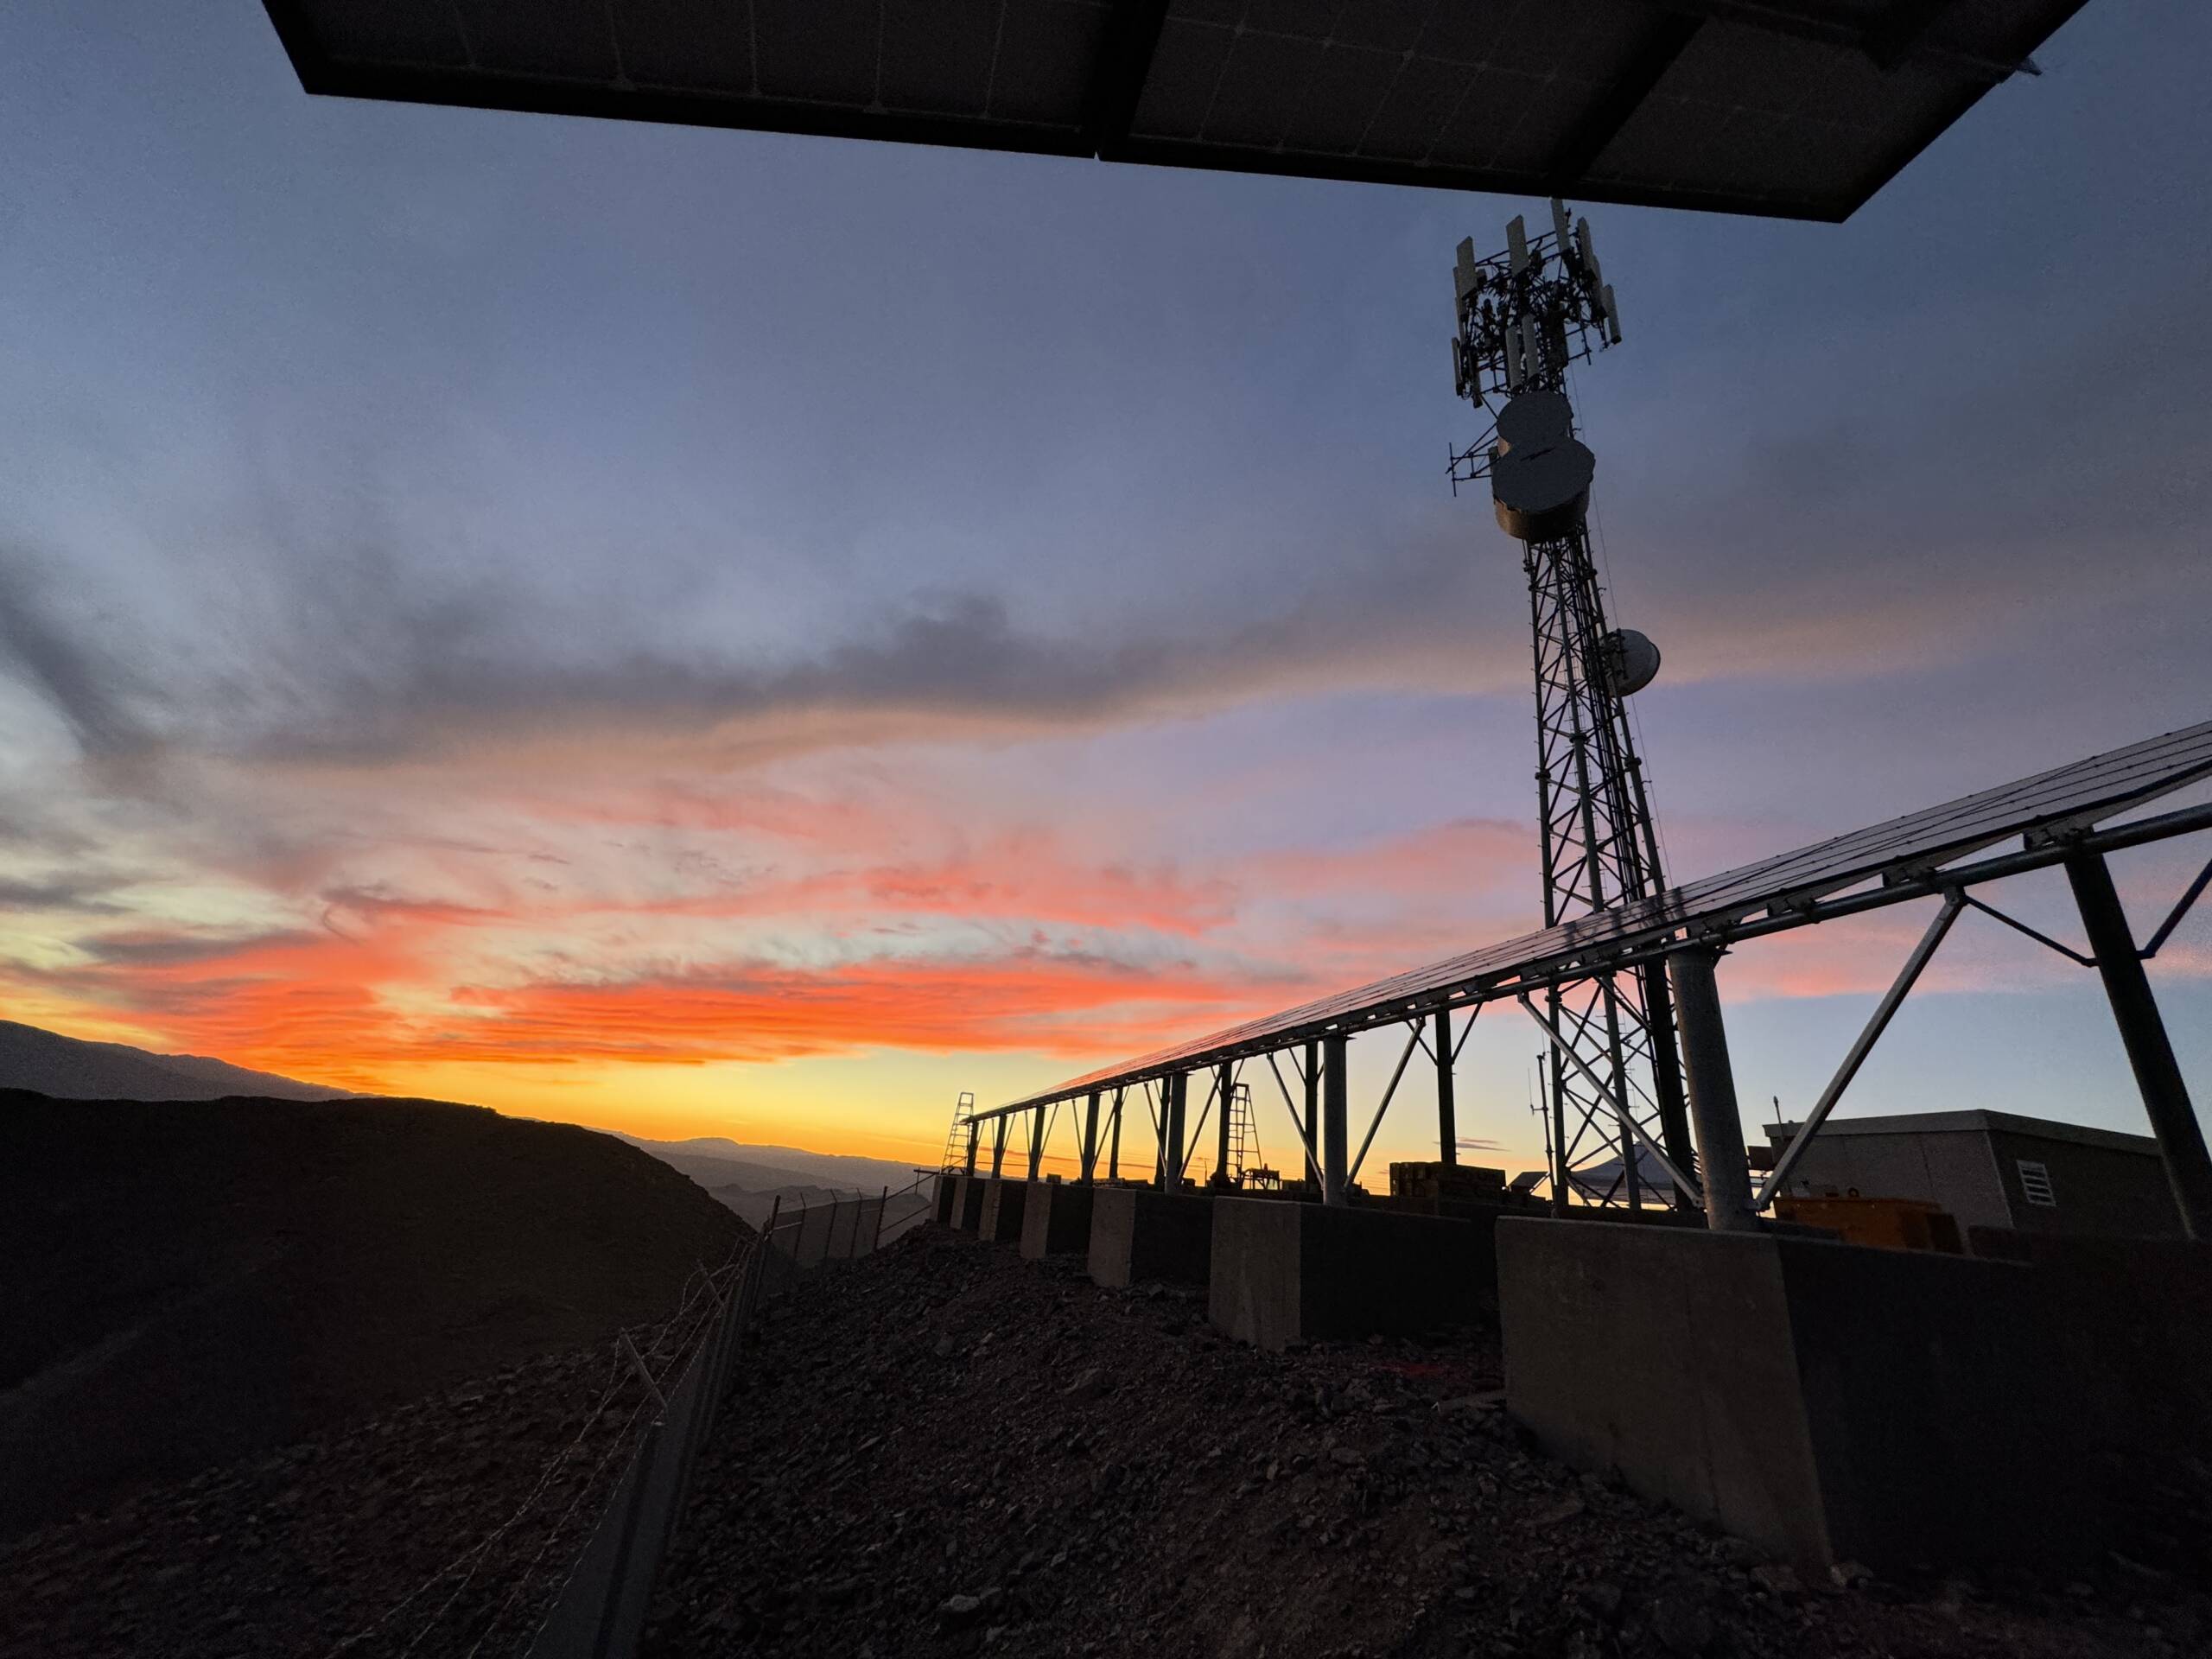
[1447,200,1695,1209]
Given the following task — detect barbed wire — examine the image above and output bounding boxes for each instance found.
[330,1185,913,1659]
[320,1230,755,1657]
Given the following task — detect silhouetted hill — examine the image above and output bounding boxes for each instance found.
[0,1020,350,1102]
[0,1090,744,1537]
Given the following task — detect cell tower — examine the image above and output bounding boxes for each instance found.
[1446,200,1695,1210]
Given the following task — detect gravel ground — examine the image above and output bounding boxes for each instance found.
[646,1225,2211,1659]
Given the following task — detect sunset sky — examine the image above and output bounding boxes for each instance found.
[3,1,2208,1174]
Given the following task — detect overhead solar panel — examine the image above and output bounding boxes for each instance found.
[260,0,2089,222]
[982,717,2212,1116]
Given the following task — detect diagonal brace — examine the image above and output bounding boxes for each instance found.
[1961,893,2093,966]
[2141,851,2212,961]
[1516,993,1702,1204]
[1755,890,1964,1209]
[1179,1070,1224,1181]
[1266,1051,1325,1185]
[1348,1021,1426,1184]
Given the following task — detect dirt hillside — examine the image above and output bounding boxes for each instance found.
[0,1090,744,1537]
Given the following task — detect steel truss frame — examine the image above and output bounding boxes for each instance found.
[959,721,2212,1235]
[1445,202,1694,1212]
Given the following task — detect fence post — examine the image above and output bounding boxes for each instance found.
[872,1184,888,1252]
[589,1421,663,1659]
[761,1195,784,1297]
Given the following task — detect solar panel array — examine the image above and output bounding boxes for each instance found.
[986,718,2212,1115]
[263,0,2087,221]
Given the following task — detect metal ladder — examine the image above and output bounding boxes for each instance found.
[1224,1083,1258,1181]
[937,1090,976,1173]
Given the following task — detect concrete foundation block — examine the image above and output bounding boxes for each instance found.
[1495,1217,2190,1575]
[1210,1199,1498,1351]
[951,1174,988,1233]
[1088,1186,1212,1287]
[979,1178,1029,1245]
[1020,1182,1095,1260]
[933,1172,957,1227]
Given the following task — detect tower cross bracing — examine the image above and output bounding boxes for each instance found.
[1449,201,1694,1208]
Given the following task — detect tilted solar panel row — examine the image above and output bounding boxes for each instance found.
[986,717,2212,1115]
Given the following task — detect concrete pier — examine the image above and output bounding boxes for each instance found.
[933,1171,957,1227]
[1209,1199,1499,1350]
[1020,1180,1095,1260]
[1088,1187,1213,1287]
[1496,1217,2212,1573]
[951,1173,988,1233]
[979,1177,1029,1246]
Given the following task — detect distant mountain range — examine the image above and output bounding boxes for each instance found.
[614,1134,931,1227]
[0,1020,353,1103]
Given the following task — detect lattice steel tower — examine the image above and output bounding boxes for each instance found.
[1447,200,1695,1209]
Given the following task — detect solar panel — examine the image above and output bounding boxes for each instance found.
[260,0,2088,223]
[982,718,2212,1116]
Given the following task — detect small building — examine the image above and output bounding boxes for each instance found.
[1764,1110,2182,1243]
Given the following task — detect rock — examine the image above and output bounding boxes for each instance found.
[1434,1396,1497,1420]
[1932,1577,1977,1616]
[1330,1447,1366,1469]
[937,1587,1003,1628]
[1572,1580,1624,1622]
[1750,1563,1802,1599]
[1715,1535,1765,1568]
[1827,1560,1872,1591]
[1651,1593,1713,1655]
[1063,1367,1105,1400]
[933,1335,956,1358]
[1531,1495,1586,1527]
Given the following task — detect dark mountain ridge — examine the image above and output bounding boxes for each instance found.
[0,1019,351,1102]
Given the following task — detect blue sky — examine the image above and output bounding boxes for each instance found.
[0,0,2206,1168]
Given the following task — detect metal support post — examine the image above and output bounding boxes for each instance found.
[963,1119,978,1177]
[1640,958,1697,1207]
[990,1116,1007,1179]
[1153,1080,1167,1183]
[1163,1072,1187,1191]
[1665,945,1758,1232]
[1027,1103,1044,1181]
[1081,1089,1101,1183]
[1547,1056,1568,1217]
[2065,850,2212,1239]
[1215,1061,1233,1185]
[1303,1039,1319,1173]
[1322,1033,1350,1206]
[1108,1087,1122,1181]
[1433,1008,1457,1165]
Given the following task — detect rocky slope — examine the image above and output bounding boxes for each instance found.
[0,1306,715,1658]
[646,1227,2209,1659]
